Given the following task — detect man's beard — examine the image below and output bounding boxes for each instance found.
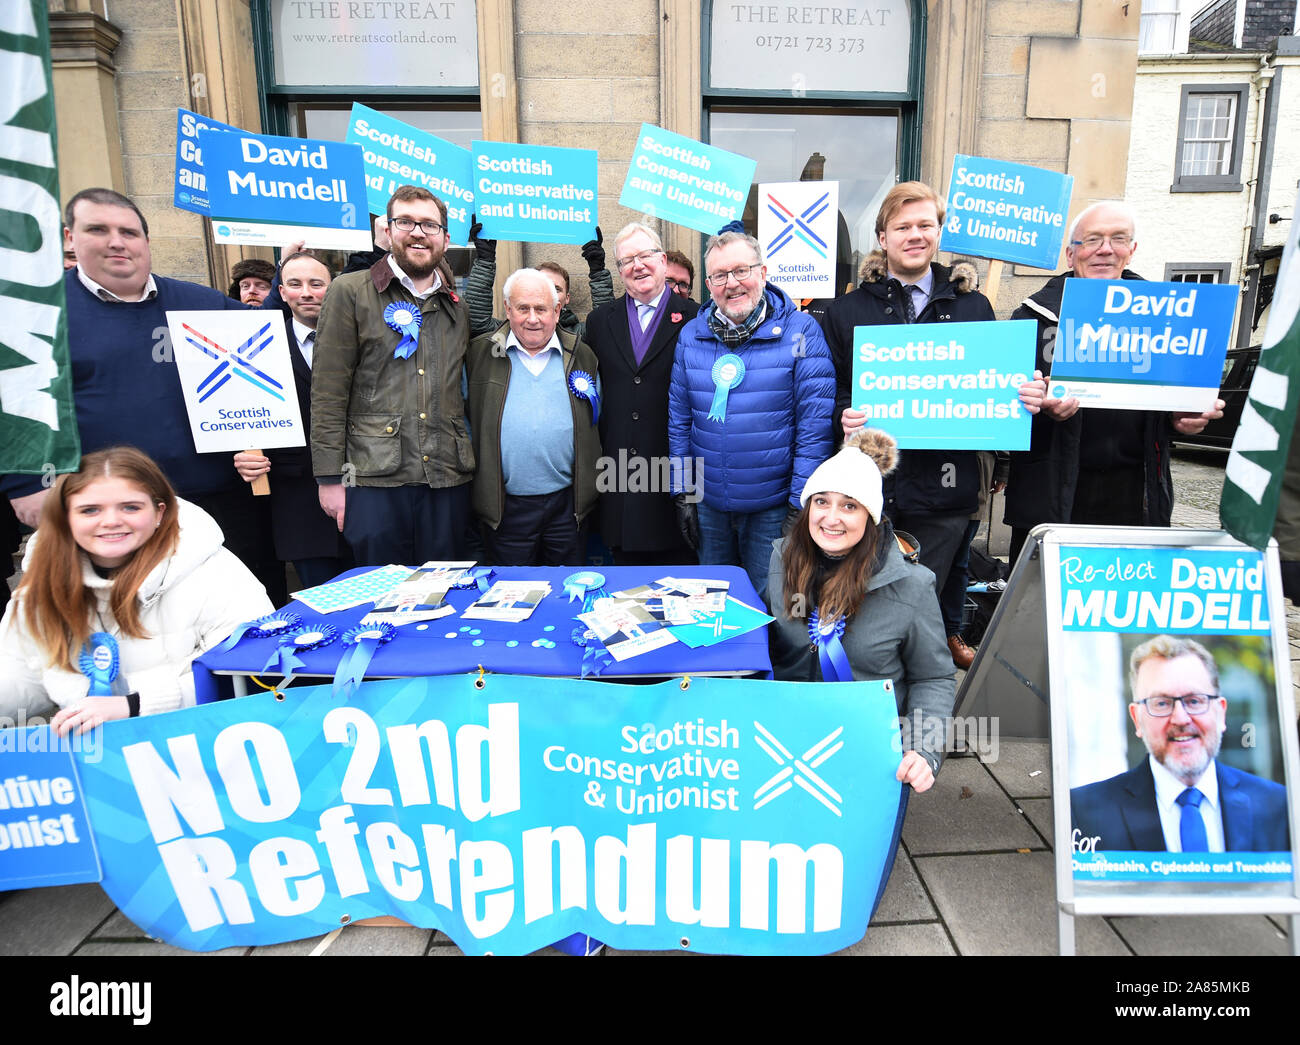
[393,239,439,279]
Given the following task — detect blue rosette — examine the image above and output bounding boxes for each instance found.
[568,369,600,426]
[384,301,422,359]
[807,607,853,683]
[262,624,338,685]
[451,566,496,593]
[333,623,397,698]
[77,632,120,697]
[707,353,745,422]
[215,610,303,653]
[571,626,612,679]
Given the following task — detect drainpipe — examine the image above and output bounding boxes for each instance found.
[1239,52,1276,346]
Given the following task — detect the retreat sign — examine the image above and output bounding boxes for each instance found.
[345,104,473,243]
[1050,279,1238,413]
[620,124,755,234]
[173,108,243,217]
[60,675,902,955]
[758,181,839,298]
[198,128,371,250]
[849,319,1036,450]
[939,155,1073,271]
[471,141,597,245]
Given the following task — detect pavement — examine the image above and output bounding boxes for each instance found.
[2,449,1296,957]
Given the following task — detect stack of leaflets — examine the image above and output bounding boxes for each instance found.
[611,576,730,625]
[577,598,677,661]
[461,580,552,622]
[360,561,476,627]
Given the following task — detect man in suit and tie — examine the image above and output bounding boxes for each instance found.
[584,223,700,565]
[1071,635,1290,853]
[234,252,352,588]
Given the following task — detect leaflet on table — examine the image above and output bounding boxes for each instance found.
[461,581,552,622]
[668,597,775,649]
[578,599,677,661]
[291,564,414,614]
[360,561,476,626]
[656,577,730,598]
[609,578,729,623]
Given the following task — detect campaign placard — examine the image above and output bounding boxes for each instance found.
[620,124,755,234]
[198,128,371,250]
[849,319,1036,450]
[166,310,305,454]
[173,108,244,216]
[73,675,903,955]
[940,155,1073,270]
[758,181,838,298]
[1050,279,1239,412]
[345,104,473,243]
[471,141,597,245]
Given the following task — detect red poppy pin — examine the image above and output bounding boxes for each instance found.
[671,312,683,323]
[449,289,460,303]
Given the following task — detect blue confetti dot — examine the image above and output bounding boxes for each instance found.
[543,639,556,649]
[460,626,472,633]
[543,625,555,632]
[531,639,544,648]
[472,639,485,647]
[506,640,519,648]
[444,632,457,639]
[417,624,429,631]
[470,629,481,635]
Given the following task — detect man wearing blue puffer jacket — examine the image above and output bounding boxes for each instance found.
[668,230,835,600]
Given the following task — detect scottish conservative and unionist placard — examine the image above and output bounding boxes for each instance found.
[759,181,839,299]
[198,128,371,250]
[940,155,1073,270]
[849,319,1036,450]
[620,124,755,234]
[73,674,903,955]
[166,310,305,454]
[174,108,243,216]
[346,104,473,243]
[1047,541,1296,888]
[1050,279,1239,412]
[471,141,597,245]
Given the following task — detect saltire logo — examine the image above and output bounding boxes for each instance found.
[752,721,844,816]
[765,190,831,259]
[183,321,287,403]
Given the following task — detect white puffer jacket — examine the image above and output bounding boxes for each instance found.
[0,499,273,720]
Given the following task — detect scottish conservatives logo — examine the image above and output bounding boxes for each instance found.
[764,189,832,260]
[752,721,844,816]
[183,321,287,403]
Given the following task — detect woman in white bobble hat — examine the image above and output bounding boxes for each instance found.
[766,428,955,795]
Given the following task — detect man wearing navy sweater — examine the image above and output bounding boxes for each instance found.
[1,188,281,599]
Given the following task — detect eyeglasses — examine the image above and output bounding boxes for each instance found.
[667,278,692,293]
[391,217,447,235]
[615,249,663,271]
[1134,693,1217,717]
[705,265,759,287]
[1071,233,1133,251]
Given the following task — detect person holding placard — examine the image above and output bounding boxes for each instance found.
[0,447,272,731]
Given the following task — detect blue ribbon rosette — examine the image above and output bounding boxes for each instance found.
[215,610,303,653]
[451,566,496,593]
[77,632,120,696]
[568,370,600,426]
[807,608,853,683]
[562,570,607,613]
[262,624,338,686]
[707,353,745,422]
[571,626,612,679]
[384,301,422,359]
[333,623,397,698]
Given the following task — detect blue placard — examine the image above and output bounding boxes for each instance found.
[620,123,756,234]
[471,141,597,245]
[173,108,243,216]
[1051,278,1239,412]
[849,319,1036,450]
[940,155,1073,270]
[0,730,101,891]
[74,675,902,955]
[345,104,473,243]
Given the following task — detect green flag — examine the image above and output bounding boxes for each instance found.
[0,0,79,478]
[1219,213,1300,548]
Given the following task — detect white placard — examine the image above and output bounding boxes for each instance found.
[166,311,305,453]
[757,180,839,298]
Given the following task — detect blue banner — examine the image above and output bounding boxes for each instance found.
[471,141,597,245]
[0,730,100,890]
[619,124,755,234]
[1051,279,1239,413]
[72,675,902,955]
[940,154,1073,270]
[173,108,243,216]
[850,319,1035,450]
[345,104,473,243]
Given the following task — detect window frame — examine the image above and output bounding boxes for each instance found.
[1170,83,1249,193]
[1163,261,1233,283]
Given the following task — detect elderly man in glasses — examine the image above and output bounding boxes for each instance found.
[312,184,475,565]
[1070,635,1288,853]
[1006,202,1225,564]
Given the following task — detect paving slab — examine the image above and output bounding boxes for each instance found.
[917,850,1130,956]
[902,756,1043,855]
[73,941,248,956]
[0,885,115,956]
[872,847,936,923]
[1107,914,1292,956]
[979,738,1052,798]
[310,925,433,956]
[89,909,151,940]
[834,922,956,956]
[250,934,336,956]
[1019,796,1055,845]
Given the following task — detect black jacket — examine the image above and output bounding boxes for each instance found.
[817,255,994,516]
[1002,270,1174,531]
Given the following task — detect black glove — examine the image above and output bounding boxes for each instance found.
[674,494,700,551]
[469,214,496,263]
[781,504,802,537]
[581,226,605,274]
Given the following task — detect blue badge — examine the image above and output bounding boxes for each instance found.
[384,301,422,359]
[568,370,600,426]
[263,625,338,685]
[334,623,397,699]
[215,610,303,653]
[78,633,120,697]
[807,608,852,683]
[708,353,746,422]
